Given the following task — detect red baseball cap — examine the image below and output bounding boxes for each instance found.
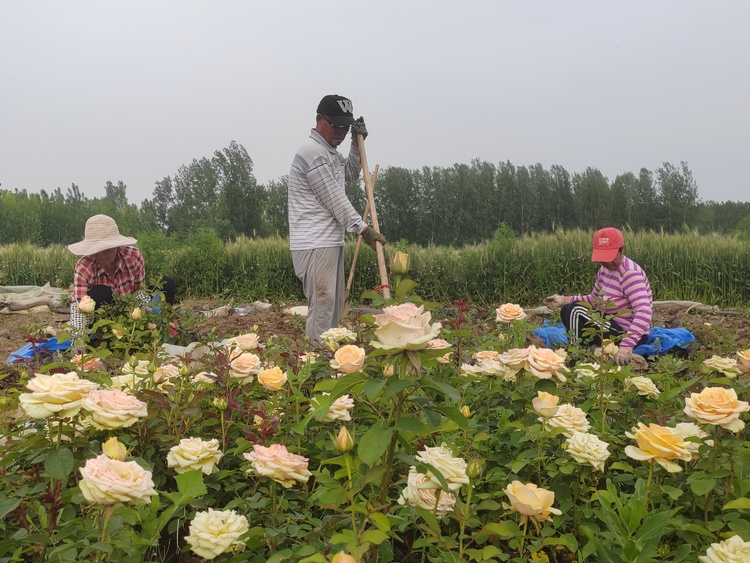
[591,227,624,262]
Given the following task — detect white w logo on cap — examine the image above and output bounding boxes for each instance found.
[337,99,353,114]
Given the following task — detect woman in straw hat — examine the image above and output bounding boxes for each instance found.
[67,214,175,336]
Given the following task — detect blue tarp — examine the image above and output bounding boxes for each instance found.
[7,337,72,365]
[534,322,695,356]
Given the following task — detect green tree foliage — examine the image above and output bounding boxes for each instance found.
[1,144,749,249]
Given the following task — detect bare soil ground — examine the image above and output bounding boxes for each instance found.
[2,299,750,390]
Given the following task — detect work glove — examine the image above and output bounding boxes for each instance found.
[351,116,368,140]
[545,294,566,307]
[613,348,633,366]
[361,226,386,250]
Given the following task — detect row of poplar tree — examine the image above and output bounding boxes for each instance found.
[1,141,749,248]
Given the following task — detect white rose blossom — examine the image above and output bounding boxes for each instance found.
[565,432,611,471]
[79,454,157,505]
[18,372,98,419]
[310,393,355,422]
[398,467,456,516]
[698,534,750,563]
[624,376,660,399]
[574,362,600,380]
[185,508,249,560]
[372,303,442,351]
[226,332,260,351]
[415,444,470,491]
[167,437,223,475]
[702,355,741,378]
[542,404,591,437]
[673,422,714,459]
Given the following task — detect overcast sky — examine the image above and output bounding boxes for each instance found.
[2,1,748,206]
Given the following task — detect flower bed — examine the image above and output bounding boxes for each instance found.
[1,287,749,562]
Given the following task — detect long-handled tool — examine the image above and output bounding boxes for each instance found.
[357,133,390,299]
[342,165,379,316]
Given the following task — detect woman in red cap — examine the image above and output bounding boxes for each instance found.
[546,227,652,365]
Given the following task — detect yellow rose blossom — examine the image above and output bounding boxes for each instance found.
[257,366,288,391]
[503,481,562,524]
[624,423,692,472]
[532,391,560,418]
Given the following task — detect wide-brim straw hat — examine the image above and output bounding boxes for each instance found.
[68,214,137,256]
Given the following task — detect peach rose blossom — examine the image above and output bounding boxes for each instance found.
[702,355,741,378]
[698,534,750,563]
[673,422,714,459]
[372,303,442,351]
[684,387,749,432]
[167,437,223,475]
[473,350,500,361]
[504,481,562,524]
[436,352,453,365]
[19,372,99,419]
[243,443,312,487]
[79,454,156,505]
[498,348,530,375]
[532,391,560,418]
[226,332,260,351]
[72,355,104,373]
[81,389,148,430]
[257,366,288,391]
[229,352,262,384]
[495,303,527,323]
[542,404,590,437]
[624,376,660,399]
[624,423,692,472]
[415,444,470,491]
[527,346,567,382]
[77,295,96,313]
[185,508,249,560]
[565,432,610,471]
[330,345,366,374]
[737,349,750,373]
[398,467,456,516]
[428,338,452,350]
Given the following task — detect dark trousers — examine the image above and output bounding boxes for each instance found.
[560,301,647,347]
[88,276,176,309]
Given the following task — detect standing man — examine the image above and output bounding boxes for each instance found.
[288,94,386,344]
[546,227,652,365]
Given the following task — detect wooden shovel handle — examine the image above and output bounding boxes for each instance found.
[357,134,390,298]
[345,165,379,297]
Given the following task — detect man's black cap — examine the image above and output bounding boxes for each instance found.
[316,94,355,127]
